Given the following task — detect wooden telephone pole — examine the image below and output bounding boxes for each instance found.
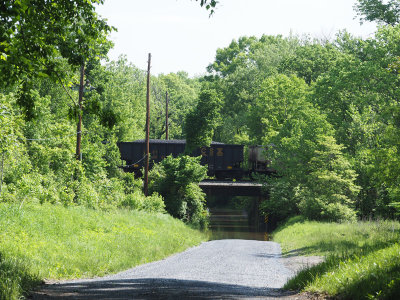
[76,63,85,161]
[165,91,169,140]
[144,53,151,196]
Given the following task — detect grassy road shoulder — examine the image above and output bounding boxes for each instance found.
[273,216,400,299]
[0,202,207,300]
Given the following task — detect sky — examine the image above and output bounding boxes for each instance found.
[95,0,378,77]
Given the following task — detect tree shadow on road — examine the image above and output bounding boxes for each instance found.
[30,277,299,299]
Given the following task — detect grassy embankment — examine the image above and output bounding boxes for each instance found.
[273,216,400,299]
[0,202,207,300]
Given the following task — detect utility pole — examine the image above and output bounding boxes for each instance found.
[144,53,151,196]
[76,63,85,161]
[165,91,169,140]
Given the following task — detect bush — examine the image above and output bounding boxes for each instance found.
[149,155,209,229]
[179,183,209,229]
[0,162,165,214]
[141,192,165,213]
[120,190,165,213]
[298,194,357,222]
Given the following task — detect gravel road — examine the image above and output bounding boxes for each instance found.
[31,240,321,299]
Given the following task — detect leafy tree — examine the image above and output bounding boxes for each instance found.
[313,32,400,147]
[279,42,342,85]
[0,0,113,83]
[248,74,311,144]
[185,87,222,152]
[252,75,339,221]
[208,35,300,143]
[355,0,400,25]
[0,95,21,154]
[311,27,400,218]
[81,56,147,142]
[150,72,200,140]
[0,93,27,197]
[297,136,360,222]
[208,36,260,77]
[0,0,113,120]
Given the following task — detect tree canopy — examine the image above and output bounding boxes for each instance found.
[0,0,113,86]
[355,0,400,25]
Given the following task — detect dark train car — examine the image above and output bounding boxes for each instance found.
[195,143,244,180]
[118,139,244,180]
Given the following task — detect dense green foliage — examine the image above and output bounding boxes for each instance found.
[203,21,400,222]
[0,0,113,81]
[0,0,114,121]
[150,72,200,140]
[0,88,164,211]
[273,217,400,299]
[0,202,206,299]
[185,87,222,152]
[149,155,209,229]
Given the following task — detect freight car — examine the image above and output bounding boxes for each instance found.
[248,145,276,178]
[118,139,244,180]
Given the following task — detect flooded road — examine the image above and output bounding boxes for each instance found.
[209,208,268,241]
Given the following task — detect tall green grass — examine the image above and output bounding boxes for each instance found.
[273,217,400,299]
[0,202,207,299]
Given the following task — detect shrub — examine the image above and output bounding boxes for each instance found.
[142,192,165,213]
[120,190,165,213]
[179,183,209,229]
[149,155,209,229]
[298,194,357,222]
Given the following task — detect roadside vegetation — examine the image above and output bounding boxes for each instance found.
[273,217,400,299]
[0,202,207,300]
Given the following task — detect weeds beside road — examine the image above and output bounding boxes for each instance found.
[273,216,400,299]
[0,202,207,300]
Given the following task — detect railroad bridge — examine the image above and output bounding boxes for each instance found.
[199,180,269,234]
[199,180,267,197]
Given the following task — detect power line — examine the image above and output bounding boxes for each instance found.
[6,130,94,142]
[124,154,148,168]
